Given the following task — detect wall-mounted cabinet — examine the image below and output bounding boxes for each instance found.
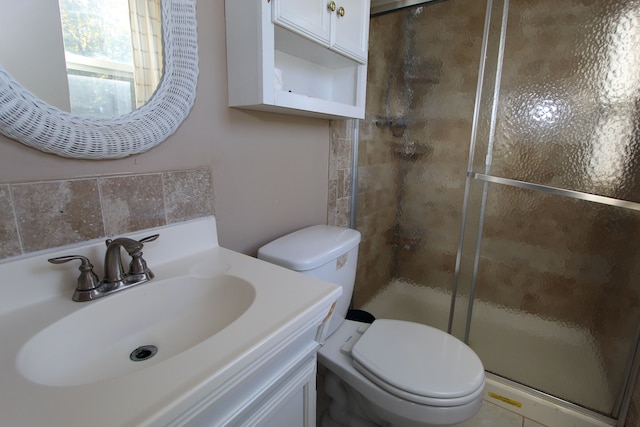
[225,0,370,119]
[272,0,369,63]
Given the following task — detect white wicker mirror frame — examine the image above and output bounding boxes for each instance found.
[0,0,198,159]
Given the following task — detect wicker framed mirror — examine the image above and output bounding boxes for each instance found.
[0,0,198,159]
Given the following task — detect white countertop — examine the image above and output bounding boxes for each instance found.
[0,217,341,427]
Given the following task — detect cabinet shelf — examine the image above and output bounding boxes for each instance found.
[225,0,369,119]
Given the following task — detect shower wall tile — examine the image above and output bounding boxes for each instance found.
[490,1,640,203]
[354,123,400,303]
[353,0,486,307]
[101,174,166,236]
[354,207,396,307]
[0,167,213,261]
[0,185,21,258]
[12,179,104,253]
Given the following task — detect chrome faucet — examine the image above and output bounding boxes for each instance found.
[48,233,159,302]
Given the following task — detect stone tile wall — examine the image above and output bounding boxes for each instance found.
[352,0,486,308]
[0,167,213,260]
[327,119,355,229]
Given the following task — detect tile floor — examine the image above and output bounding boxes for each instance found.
[318,390,545,427]
[452,400,545,427]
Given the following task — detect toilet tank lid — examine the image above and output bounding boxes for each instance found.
[257,225,361,271]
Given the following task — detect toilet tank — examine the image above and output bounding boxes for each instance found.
[257,225,361,341]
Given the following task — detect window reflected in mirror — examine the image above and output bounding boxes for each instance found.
[58,0,163,118]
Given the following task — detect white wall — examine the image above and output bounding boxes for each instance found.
[0,0,331,255]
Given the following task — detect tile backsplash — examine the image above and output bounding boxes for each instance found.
[0,167,213,260]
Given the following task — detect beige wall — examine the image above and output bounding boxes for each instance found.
[0,0,69,111]
[0,0,331,257]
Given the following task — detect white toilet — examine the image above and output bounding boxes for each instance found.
[258,225,485,427]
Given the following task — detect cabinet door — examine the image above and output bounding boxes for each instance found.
[273,0,331,47]
[331,0,369,63]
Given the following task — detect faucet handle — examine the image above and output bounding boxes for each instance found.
[138,234,159,244]
[48,255,101,302]
[128,234,159,282]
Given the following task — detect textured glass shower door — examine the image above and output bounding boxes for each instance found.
[451,0,640,418]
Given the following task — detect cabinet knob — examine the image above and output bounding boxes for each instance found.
[338,6,345,16]
[328,1,336,11]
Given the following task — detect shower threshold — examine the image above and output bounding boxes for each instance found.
[483,374,614,427]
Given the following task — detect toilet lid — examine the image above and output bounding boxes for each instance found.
[351,319,484,404]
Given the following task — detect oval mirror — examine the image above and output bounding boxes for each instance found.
[58,0,164,118]
[0,0,198,159]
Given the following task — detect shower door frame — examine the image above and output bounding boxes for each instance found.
[447,0,640,423]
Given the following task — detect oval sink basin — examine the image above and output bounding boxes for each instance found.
[17,275,256,387]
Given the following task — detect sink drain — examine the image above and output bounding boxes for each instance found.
[130,345,158,362]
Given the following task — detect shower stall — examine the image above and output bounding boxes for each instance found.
[353,0,640,423]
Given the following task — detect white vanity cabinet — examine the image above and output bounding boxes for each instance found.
[170,319,322,427]
[225,0,370,119]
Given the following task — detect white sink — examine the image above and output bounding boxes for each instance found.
[17,274,256,387]
[0,217,341,427]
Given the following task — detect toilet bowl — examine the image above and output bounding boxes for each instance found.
[318,319,484,427]
[257,225,485,427]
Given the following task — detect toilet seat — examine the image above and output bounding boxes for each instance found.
[350,319,485,407]
[319,319,485,426]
